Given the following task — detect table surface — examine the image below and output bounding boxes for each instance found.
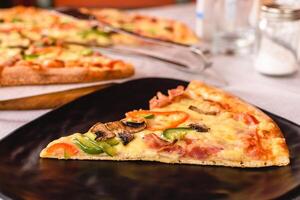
[0,3,300,139]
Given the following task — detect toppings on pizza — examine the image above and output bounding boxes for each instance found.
[162,127,193,142]
[40,81,290,168]
[144,132,222,160]
[144,133,170,149]
[73,134,104,155]
[186,146,222,160]
[0,6,198,49]
[189,105,218,115]
[46,142,79,158]
[120,119,146,130]
[0,36,134,86]
[234,113,259,126]
[126,110,189,131]
[188,123,210,132]
[90,122,116,141]
[89,120,146,144]
[74,132,119,156]
[149,86,185,109]
[0,6,200,86]
[118,132,134,145]
[82,8,199,45]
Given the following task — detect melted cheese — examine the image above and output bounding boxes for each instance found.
[41,97,266,164]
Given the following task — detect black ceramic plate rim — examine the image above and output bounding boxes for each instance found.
[0,77,299,200]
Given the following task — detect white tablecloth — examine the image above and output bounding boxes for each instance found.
[0,3,300,139]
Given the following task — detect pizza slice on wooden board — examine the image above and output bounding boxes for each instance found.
[0,37,134,86]
[40,81,289,168]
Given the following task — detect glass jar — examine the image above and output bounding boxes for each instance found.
[254,3,300,75]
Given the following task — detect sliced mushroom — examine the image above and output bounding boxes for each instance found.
[122,120,144,128]
[189,105,218,115]
[118,131,134,145]
[90,119,146,144]
[105,121,124,133]
[188,123,210,132]
[90,122,116,141]
[121,119,146,133]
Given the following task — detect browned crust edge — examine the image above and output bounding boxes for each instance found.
[41,153,289,168]
[0,64,134,86]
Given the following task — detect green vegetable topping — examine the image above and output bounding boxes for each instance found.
[77,132,118,156]
[105,138,120,146]
[123,24,135,31]
[73,135,103,154]
[11,18,23,23]
[80,49,93,56]
[84,131,97,140]
[162,127,193,142]
[79,29,110,38]
[23,54,39,61]
[147,28,157,35]
[144,114,155,119]
[97,141,117,156]
[64,151,70,159]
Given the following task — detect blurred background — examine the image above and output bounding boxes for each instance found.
[0,0,193,8]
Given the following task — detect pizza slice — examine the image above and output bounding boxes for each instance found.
[81,8,199,45]
[0,37,134,86]
[0,6,199,48]
[0,6,114,48]
[40,81,289,167]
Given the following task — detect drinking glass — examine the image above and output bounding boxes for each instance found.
[213,0,257,54]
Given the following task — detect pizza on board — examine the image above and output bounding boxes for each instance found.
[0,37,134,86]
[0,6,199,86]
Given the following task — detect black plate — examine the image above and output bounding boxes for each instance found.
[0,78,299,200]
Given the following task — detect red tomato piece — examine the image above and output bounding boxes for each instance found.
[46,143,79,157]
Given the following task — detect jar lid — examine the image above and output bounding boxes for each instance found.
[261,3,300,20]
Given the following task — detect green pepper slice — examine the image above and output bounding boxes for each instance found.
[84,131,97,140]
[162,127,193,142]
[84,132,119,146]
[83,131,118,156]
[73,135,103,154]
[80,49,93,56]
[144,114,155,119]
[79,29,110,38]
[97,141,117,156]
[105,138,120,146]
[23,54,39,61]
[11,18,23,23]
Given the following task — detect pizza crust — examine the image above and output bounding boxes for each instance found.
[0,63,134,86]
[41,153,289,168]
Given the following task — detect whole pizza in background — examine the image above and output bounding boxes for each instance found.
[0,6,199,86]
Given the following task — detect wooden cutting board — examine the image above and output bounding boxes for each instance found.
[0,83,113,110]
